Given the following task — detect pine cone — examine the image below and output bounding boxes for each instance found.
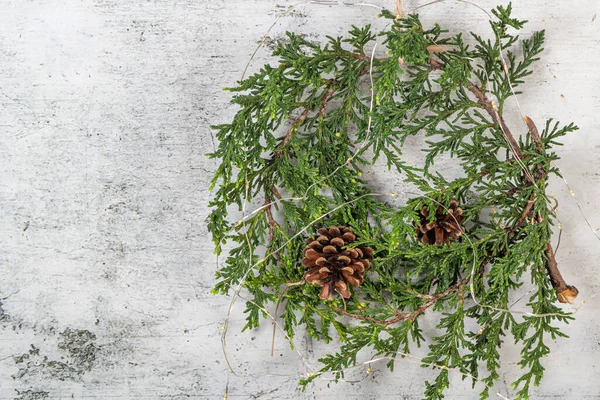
[301,226,373,300]
[415,199,465,246]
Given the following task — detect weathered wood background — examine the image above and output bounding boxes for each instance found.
[1,1,599,398]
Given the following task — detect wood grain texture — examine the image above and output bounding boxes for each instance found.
[0,1,599,398]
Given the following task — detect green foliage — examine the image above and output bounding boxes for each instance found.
[208,3,576,399]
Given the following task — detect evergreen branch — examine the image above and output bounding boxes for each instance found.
[525,117,578,303]
[465,80,577,303]
[428,51,577,305]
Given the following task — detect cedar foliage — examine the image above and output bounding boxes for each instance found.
[208,4,578,399]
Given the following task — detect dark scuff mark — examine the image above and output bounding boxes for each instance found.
[13,345,79,382]
[14,389,49,400]
[58,328,99,372]
[12,329,99,384]
[0,299,7,322]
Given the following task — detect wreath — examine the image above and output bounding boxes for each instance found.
[208,3,580,399]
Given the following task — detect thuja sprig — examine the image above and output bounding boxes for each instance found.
[208,3,580,399]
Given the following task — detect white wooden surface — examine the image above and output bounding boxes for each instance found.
[1,1,599,398]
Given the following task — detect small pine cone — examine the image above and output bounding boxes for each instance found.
[415,199,465,246]
[301,226,373,300]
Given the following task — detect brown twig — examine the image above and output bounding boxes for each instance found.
[269,185,282,200]
[273,108,312,159]
[509,195,537,236]
[524,116,543,153]
[332,278,468,327]
[273,86,337,159]
[264,190,284,268]
[318,86,336,118]
[478,253,495,278]
[351,53,375,63]
[330,306,399,326]
[544,243,579,304]
[524,116,547,180]
[465,80,527,165]
[406,288,435,300]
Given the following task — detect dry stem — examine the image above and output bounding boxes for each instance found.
[273,85,337,159]
[332,278,468,327]
[264,193,284,268]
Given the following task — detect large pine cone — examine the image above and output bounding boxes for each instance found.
[415,199,465,246]
[301,226,373,300]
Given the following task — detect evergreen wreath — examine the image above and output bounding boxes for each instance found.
[208,3,580,399]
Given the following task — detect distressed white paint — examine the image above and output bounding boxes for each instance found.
[1,1,599,399]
